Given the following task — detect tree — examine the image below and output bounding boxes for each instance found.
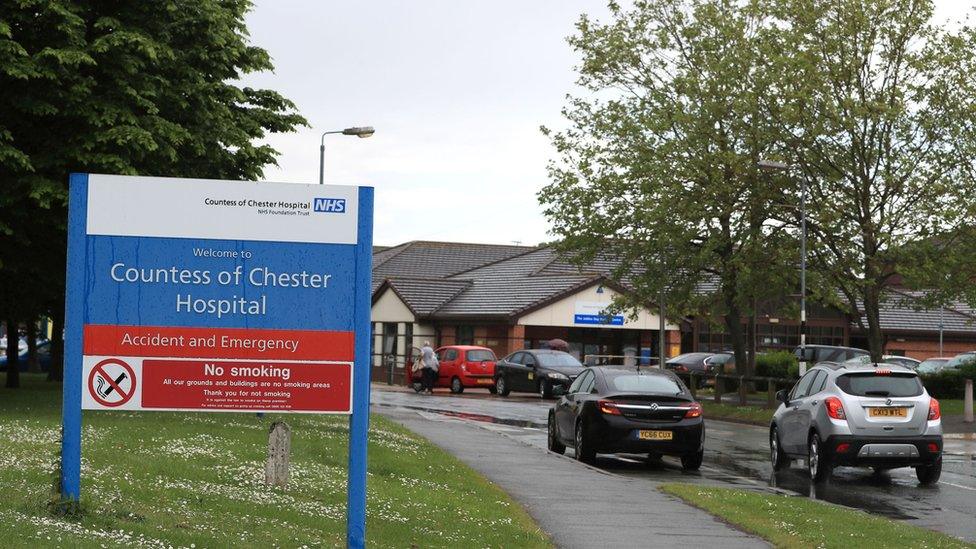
[540,0,796,374]
[0,0,306,383]
[767,0,976,360]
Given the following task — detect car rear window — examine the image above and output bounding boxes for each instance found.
[537,353,582,368]
[466,349,495,362]
[610,375,683,394]
[836,373,923,397]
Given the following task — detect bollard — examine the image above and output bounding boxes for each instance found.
[965,379,974,424]
[738,376,748,405]
[715,376,723,404]
[767,380,777,409]
[265,421,291,487]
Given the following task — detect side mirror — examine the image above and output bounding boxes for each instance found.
[776,389,789,405]
[552,385,567,397]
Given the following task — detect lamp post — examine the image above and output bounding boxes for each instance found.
[319,126,375,185]
[758,159,808,375]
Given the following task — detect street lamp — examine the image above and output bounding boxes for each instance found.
[759,159,808,375]
[319,126,375,185]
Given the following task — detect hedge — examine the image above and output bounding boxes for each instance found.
[920,371,967,400]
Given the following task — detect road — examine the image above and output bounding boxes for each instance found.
[372,386,976,543]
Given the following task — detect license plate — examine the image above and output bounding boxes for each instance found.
[868,407,907,418]
[638,430,673,441]
[477,378,492,384]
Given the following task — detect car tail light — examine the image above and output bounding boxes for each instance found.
[825,396,846,420]
[683,402,702,418]
[598,400,622,416]
[927,442,940,453]
[876,368,891,375]
[836,443,851,453]
[674,364,688,372]
[928,398,941,420]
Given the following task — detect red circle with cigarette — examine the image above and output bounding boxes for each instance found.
[88,358,137,407]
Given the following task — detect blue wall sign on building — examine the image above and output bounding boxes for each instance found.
[62,174,374,548]
[573,301,625,326]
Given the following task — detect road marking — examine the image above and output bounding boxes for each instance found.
[939,481,976,492]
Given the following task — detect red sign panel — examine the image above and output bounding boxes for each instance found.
[141,359,352,412]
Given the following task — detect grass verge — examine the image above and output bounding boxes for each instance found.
[660,483,972,548]
[700,401,774,425]
[0,374,550,548]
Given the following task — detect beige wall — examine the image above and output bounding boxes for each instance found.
[371,288,415,323]
[516,285,678,330]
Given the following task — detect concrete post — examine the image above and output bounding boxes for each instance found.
[965,379,974,424]
[265,421,291,487]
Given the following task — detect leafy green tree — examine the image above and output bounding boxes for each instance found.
[540,0,795,374]
[767,0,976,360]
[0,0,306,383]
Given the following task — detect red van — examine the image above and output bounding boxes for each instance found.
[436,345,498,393]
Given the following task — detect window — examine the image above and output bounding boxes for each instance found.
[790,370,819,400]
[523,354,537,368]
[610,375,683,394]
[457,325,474,345]
[808,371,828,395]
[508,352,524,365]
[443,349,458,361]
[466,349,495,362]
[568,371,590,394]
[536,352,583,368]
[836,373,923,397]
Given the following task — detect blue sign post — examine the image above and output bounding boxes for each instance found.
[61,174,374,547]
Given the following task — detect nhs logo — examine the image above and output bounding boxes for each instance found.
[313,198,346,213]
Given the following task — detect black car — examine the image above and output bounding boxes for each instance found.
[547,366,705,469]
[494,349,585,398]
[664,352,718,387]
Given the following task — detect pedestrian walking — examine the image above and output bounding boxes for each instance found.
[420,341,439,394]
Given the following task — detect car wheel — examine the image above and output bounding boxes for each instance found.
[547,412,565,455]
[575,420,595,463]
[539,379,552,399]
[496,376,510,396]
[681,449,704,471]
[916,457,942,485]
[412,381,424,393]
[770,426,789,471]
[450,377,464,394]
[808,433,832,483]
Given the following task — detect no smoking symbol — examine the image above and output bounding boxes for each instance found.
[88,358,136,407]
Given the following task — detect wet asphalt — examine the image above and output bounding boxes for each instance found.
[371,386,976,543]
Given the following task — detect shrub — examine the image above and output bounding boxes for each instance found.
[920,371,965,400]
[756,351,798,380]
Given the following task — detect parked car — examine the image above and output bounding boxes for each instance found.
[409,345,498,394]
[704,353,736,374]
[769,362,943,484]
[547,366,705,469]
[844,354,921,370]
[436,345,497,394]
[0,339,52,372]
[793,344,869,364]
[494,349,584,398]
[944,351,976,371]
[664,352,718,387]
[916,357,951,375]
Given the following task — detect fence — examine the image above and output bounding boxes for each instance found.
[675,372,795,409]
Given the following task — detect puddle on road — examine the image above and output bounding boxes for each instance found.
[373,402,546,429]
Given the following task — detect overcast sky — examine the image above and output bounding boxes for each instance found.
[242,1,975,247]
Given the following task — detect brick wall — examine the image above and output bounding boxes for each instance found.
[885,338,976,360]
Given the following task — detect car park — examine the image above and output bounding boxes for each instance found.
[770,362,943,484]
[494,349,584,398]
[436,345,497,393]
[547,366,705,469]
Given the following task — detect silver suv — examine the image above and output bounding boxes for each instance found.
[769,362,943,484]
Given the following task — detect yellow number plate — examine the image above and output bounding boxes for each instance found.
[638,430,673,441]
[868,407,907,418]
